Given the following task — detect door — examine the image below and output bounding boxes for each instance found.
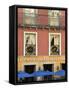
[61,64,66,79]
[24,65,36,82]
[43,64,53,80]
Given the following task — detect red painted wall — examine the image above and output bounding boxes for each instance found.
[18,28,23,56]
[37,9,48,25]
[18,8,23,26]
[18,29,65,56]
[60,11,65,27]
[38,30,49,55]
[61,30,65,55]
[18,9,65,27]
[18,28,49,56]
[18,8,65,56]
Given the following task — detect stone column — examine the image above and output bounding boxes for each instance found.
[53,63,61,80]
[36,65,43,81]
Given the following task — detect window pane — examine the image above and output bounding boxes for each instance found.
[49,17,59,26]
[24,8,36,17]
[23,8,36,25]
[25,9,35,13]
[50,34,61,55]
[24,33,37,56]
[24,16,35,25]
[48,10,60,26]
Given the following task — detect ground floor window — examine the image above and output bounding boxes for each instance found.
[24,32,37,56]
[43,64,53,80]
[49,33,61,55]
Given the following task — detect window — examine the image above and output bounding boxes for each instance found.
[24,32,37,56]
[49,33,61,55]
[23,8,37,25]
[48,10,60,26]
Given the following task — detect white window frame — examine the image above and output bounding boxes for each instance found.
[49,33,61,56]
[24,32,38,56]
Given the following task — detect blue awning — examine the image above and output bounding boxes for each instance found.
[32,70,54,76]
[18,72,32,78]
[18,70,65,78]
[54,70,65,76]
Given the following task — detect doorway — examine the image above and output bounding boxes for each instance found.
[43,64,53,80]
[24,65,36,82]
[61,64,66,79]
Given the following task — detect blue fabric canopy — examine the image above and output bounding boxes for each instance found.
[32,70,54,76]
[18,70,65,78]
[18,72,32,78]
[54,70,65,76]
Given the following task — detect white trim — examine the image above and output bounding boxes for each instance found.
[24,31,38,56]
[49,33,50,56]
[49,33,61,56]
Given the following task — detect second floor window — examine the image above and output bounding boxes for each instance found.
[23,8,37,25]
[49,33,61,55]
[48,10,60,26]
[24,32,37,56]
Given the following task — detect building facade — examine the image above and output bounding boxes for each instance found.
[17,8,65,81]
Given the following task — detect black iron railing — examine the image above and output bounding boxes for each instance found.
[18,24,65,30]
